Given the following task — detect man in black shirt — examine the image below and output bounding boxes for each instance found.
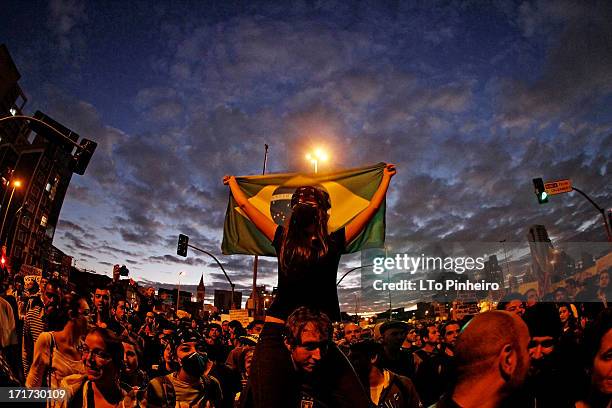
[414,321,458,406]
[379,320,415,379]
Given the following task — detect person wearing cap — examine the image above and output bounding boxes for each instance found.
[379,320,416,379]
[146,327,221,407]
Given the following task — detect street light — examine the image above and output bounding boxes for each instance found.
[305,147,329,173]
[176,271,186,312]
[0,180,22,241]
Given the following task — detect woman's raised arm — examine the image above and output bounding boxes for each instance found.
[345,164,396,244]
[223,175,277,242]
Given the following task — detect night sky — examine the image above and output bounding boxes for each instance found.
[2,1,610,311]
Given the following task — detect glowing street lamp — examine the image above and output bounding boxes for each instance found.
[305,147,329,173]
[0,180,23,241]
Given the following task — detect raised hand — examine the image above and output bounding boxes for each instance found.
[383,163,396,178]
[222,175,233,185]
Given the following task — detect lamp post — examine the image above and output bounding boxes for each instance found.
[0,180,22,241]
[305,148,329,173]
[176,271,186,312]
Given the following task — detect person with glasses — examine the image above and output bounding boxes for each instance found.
[61,327,136,408]
[26,293,88,389]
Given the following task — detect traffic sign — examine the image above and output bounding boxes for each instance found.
[544,179,572,195]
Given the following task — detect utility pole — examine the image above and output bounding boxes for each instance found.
[252,144,269,318]
[571,187,612,243]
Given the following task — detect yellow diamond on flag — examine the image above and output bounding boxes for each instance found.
[235,176,370,231]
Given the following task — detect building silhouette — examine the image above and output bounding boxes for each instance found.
[482,255,504,285]
[214,289,242,313]
[196,274,205,305]
[0,44,92,273]
[527,225,554,292]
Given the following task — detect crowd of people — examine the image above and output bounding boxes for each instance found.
[0,272,611,407]
[0,165,610,407]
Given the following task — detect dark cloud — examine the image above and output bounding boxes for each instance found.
[495,1,612,128]
[2,1,609,311]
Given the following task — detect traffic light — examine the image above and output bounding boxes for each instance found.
[1,245,7,273]
[532,178,549,204]
[177,234,189,257]
[72,139,98,175]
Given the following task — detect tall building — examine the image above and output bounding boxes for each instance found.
[0,44,27,137]
[196,274,205,305]
[214,289,242,313]
[0,44,93,273]
[3,111,79,271]
[482,255,504,286]
[158,288,192,309]
[246,285,273,317]
[527,225,554,292]
[47,245,73,283]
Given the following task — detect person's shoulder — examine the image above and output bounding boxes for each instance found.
[331,226,345,242]
[36,331,53,346]
[60,373,87,402]
[272,224,283,245]
[205,374,222,390]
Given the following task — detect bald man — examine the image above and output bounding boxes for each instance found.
[433,311,530,408]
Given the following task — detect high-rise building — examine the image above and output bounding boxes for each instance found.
[0,44,27,136]
[0,44,92,273]
[482,255,504,285]
[528,225,552,243]
[214,289,242,313]
[3,111,79,271]
[527,225,554,292]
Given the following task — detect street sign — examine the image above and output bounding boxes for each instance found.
[544,179,572,195]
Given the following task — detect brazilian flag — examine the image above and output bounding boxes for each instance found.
[222,162,387,256]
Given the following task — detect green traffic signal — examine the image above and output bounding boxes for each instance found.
[532,178,549,204]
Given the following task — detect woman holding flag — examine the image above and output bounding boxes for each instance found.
[223,163,396,408]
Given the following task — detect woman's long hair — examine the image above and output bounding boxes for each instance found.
[279,188,331,275]
[46,292,86,331]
